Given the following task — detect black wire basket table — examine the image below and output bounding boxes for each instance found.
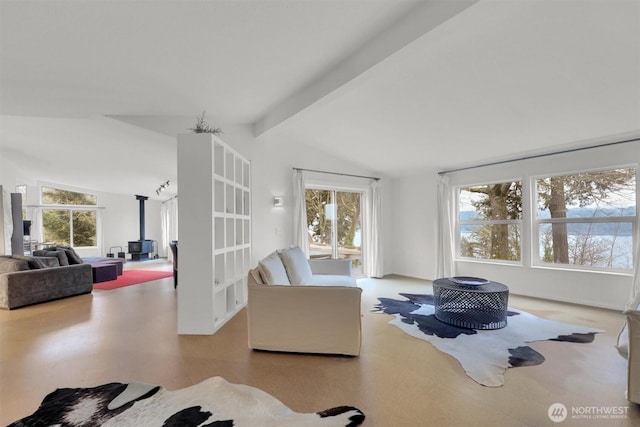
[432,277,509,330]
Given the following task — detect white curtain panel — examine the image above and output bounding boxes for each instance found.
[96,209,105,257]
[436,175,455,279]
[161,198,179,261]
[1,187,12,255]
[161,203,169,260]
[615,200,640,357]
[293,170,310,257]
[626,213,640,310]
[363,180,383,278]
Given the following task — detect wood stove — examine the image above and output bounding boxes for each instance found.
[128,195,153,261]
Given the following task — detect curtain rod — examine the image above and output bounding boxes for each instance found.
[162,195,178,204]
[23,204,106,209]
[293,167,380,181]
[438,137,640,176]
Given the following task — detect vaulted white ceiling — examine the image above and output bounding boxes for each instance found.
[1,0,639,197]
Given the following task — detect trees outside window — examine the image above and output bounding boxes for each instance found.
[42,187,96,206]
[41,187,98,248]
[305,188,362,273]
[536,168,636,270]
[458,181,522,261]
[456,167,636,271]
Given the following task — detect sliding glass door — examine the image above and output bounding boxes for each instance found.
[305,188,362,276]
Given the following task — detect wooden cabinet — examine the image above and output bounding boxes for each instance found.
[177,133,250,334]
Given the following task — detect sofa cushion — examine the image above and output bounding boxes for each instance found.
[11,255,46,270]
[258,251,290,285]
[309,274,357,287]
[34,249,66,264]
[57,246,83,265]
[0,257,30,273]
[248,268,265,285]
[41,250,70,266]
[36,246,83,265]
[279,245,312,285]
[35,256,61,268]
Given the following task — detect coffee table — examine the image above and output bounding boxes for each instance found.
[432,277,509,330]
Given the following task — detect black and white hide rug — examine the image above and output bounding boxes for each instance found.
[9,376,365,427]
[374,293,604,387]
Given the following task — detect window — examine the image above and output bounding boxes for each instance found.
[458,181,522,262]
[535,168,636,270]
[42,187,96,206]
[455,167,637,272]
[41,187,98,247]
[305,188,362,275]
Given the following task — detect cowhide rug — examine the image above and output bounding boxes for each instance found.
[9,376,365,427]
[374,293,604,387]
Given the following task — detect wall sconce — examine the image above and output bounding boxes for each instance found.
[273,196,284,207]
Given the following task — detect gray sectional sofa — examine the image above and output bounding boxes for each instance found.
[0,254,93,310]
[34,246,124,283]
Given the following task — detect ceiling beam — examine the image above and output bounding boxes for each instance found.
[253,0,479,137]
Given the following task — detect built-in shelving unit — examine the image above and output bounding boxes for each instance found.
[177,133,250,335]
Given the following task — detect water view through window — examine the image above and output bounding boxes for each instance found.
[458,167,636,271]
[535,168,636,269]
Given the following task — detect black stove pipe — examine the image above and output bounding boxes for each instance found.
[136,195,148,242]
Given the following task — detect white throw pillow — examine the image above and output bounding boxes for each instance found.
[279,245,312,285]
[258,252,290,286]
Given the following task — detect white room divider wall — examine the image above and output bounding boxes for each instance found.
[177,133,251,334]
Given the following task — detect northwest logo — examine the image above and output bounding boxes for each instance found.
[548,403,568,423]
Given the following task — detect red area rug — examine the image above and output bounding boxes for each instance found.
[93,270,173,290]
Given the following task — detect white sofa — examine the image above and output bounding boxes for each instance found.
[247,246,362,356]
[618,306,640,404]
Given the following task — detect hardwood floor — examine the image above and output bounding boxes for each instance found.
[1,267,638,426]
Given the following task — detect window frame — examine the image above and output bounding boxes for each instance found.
[304,184,365,277]
[531,166,636,273]
[40,185,99,249]
[453,166,637,274]
[455,178,524,265]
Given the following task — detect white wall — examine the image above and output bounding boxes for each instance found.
[245,136,393,273]
[98,192,163,258]
[390,170,440,280]
[0,158,19,191]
